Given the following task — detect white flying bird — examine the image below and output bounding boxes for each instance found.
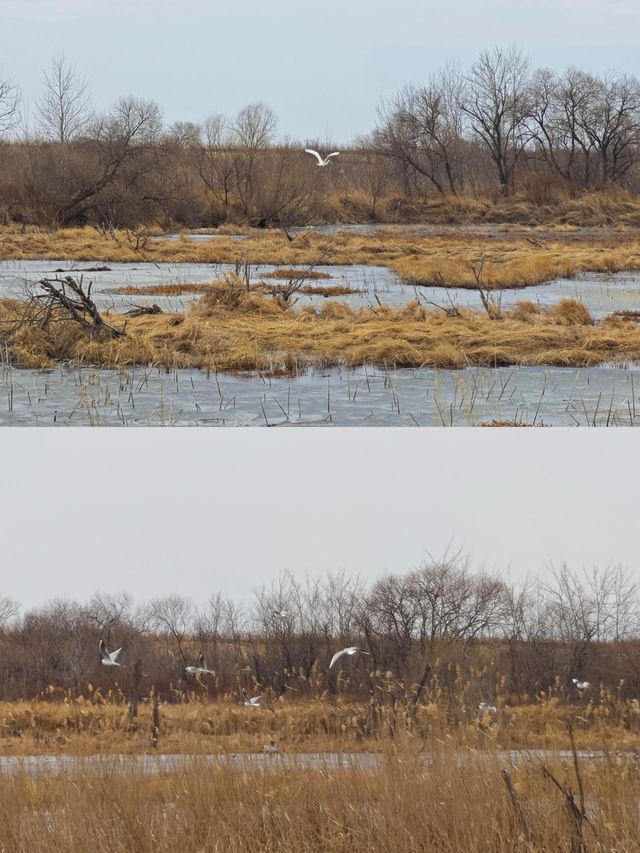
[272,610,289,620]
[476,702,498,721]
[99,639,122,667]
[329,646,370,669]
[304,148,340,167]
[184,654,214,676]
[572,678,591,691]
[244,694,264,708]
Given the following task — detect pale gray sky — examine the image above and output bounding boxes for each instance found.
[1,428,637,608]
[3,0,640,141]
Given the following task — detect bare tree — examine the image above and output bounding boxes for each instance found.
[233,102,277,149]
[542,564,599,680]
[527,68,640,190]
[0,76,20,136]
[585,73,640,185]
[165,121,202,148]
[58,95,163,223]
[462,46,530,196]
[197,113,236,217]
[146,595,193,668]
[231,102,278,217]
[407,550,507,652]
[527,68,592,189]
[376,65,465,196]
[0,596,18,628]
[36,55,92,143]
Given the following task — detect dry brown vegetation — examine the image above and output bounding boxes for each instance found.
[2,224,640,289]
[2,279,639,371]
[112,282,355,298]
[1,560,639,754]
[2,749,640,852]
[0,559,638,851]
[261,268,333,280]
[3,223,640,371]
[0,685,639,757]
[5,49,640,237]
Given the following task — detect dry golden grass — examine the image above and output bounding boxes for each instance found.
[304,186,640,227]
[2,280,639,371]
[1,676,640,849]
[2,223,640,288]
[261,268,333,280]
[1,675,640,757]
[3,751,640,852]
[113,283,217,296]
[111,281,356,298]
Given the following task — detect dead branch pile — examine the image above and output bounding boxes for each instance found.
[35,276,125,338]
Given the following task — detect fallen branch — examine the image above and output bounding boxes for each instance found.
[36,276,126,338]
[501,768,536,844]
[539,725,599,853]
[469,252,503,320]
[124,303,163,317]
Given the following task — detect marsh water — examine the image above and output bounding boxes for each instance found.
[2,258,640,319]
[2,257,640,426]
[2,362,639,426]
[0,749,617,777]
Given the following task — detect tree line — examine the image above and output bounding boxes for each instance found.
[0,554,638,704]
[1,49,640,228]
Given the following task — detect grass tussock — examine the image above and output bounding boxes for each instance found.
[261,267,333,280]
[112,281,356,298]
[2,224,640,289]
[113,283,216,296]
[2,281,639,371]
[3,752,640,852]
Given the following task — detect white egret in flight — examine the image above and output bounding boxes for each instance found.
[329,646,370,669]
[304,148,340,166]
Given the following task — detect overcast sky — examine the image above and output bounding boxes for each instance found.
[3,0,640,141]
[1,428,636,610]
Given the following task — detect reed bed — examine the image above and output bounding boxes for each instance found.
[2,225,640,289]
[0,748,639,851]
[1,675,639,756]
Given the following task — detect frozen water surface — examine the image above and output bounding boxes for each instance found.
[1,258,639,318]
[0,748,624,777]
[1,256,639,427]
[1,363,638,427]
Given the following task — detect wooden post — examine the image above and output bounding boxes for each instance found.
[128,659,142,726]
[150,688,160,748]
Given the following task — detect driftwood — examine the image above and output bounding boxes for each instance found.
[124,303,163,317]
[36,276,125,338]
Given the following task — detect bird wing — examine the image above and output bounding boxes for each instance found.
[304,149,323,164]
[326,152,340,159]
[330,649,346,669]
[196,653,205,668]
[99,639,110,661]
[110,647,122,662]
